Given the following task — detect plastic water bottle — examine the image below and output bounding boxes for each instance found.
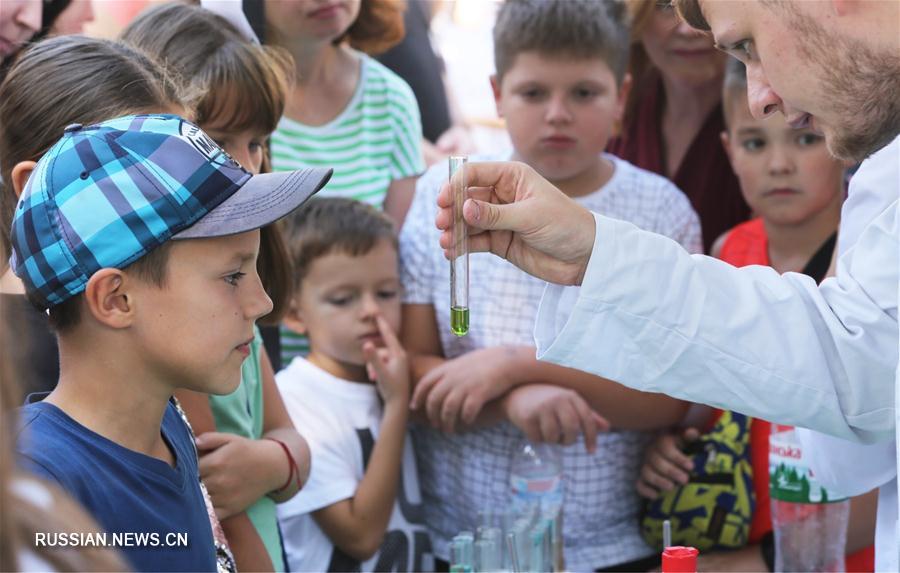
[510,441,563,571]
[769,425,849,572]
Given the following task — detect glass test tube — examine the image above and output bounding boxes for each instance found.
[449,156,469,336]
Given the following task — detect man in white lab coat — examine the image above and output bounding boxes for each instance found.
[433,0,900,567]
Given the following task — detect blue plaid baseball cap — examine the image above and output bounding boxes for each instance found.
[10,114,332,310]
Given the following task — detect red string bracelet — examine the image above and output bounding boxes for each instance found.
[265,437,300,494]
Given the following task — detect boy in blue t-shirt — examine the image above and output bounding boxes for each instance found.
[9,114,330,572]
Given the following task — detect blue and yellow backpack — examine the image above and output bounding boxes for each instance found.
[640,411,756,552]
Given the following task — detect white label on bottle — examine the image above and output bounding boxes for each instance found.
[769,429,848,503]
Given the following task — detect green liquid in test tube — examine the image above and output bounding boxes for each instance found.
[449,156,469,336]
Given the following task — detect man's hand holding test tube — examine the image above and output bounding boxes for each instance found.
[437,161,596,287]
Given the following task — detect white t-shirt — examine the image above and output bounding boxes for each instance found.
[276,357,433,572]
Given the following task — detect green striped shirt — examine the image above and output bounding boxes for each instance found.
[273,52,424,367]
[271,52,424,206]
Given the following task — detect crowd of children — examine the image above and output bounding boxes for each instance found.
[0,0,878,572]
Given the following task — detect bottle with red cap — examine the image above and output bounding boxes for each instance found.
[770,424,848,571]
[661,546,699,573]
[662,545,700,573]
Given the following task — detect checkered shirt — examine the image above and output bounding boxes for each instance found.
[399,153,702,569]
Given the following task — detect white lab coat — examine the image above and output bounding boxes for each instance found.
[797,138,900,571]
[533,137,900,567]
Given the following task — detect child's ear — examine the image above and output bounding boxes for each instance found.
[11,161,37,199]
[282,297,308,335]
[83,269,133,328]
[490,74,503,118]
[720,130,734,162]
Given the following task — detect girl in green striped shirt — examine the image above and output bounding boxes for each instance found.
[260,0,426,365]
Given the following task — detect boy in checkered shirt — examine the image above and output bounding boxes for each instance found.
[10,114,329,572]
[398,1,702,569]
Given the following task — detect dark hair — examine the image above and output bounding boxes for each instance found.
[0,36,184,264]
[122,2,295,324]
[343,0,407,55]
[672,0,709,31]
[493,0,630,83]
[282,198,397,290]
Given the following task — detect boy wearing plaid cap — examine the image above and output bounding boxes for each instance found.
[9,114,330,572]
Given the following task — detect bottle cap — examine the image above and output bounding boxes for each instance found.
[662,546,699,573]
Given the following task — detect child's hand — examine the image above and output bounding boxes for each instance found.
[410,346,522,433]
[362,315,410,405]
[503,384,609,454]
[196,432,277,519]
[635,428,699,499]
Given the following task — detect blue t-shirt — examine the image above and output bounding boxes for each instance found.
[16,397,217,572]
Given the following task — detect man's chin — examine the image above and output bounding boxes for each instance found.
[825,130,873,163]
[823,116,899,163]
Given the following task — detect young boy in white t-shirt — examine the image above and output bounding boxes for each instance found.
[275,198,432,572]
[399,1,703,570]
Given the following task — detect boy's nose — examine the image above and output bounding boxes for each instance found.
[545,96,572,124]
[767,145,795,176]
[359,293,381,319]
[746,63,783,120]
[245,274,274,321]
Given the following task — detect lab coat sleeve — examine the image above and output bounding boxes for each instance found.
[534,205,898,443]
